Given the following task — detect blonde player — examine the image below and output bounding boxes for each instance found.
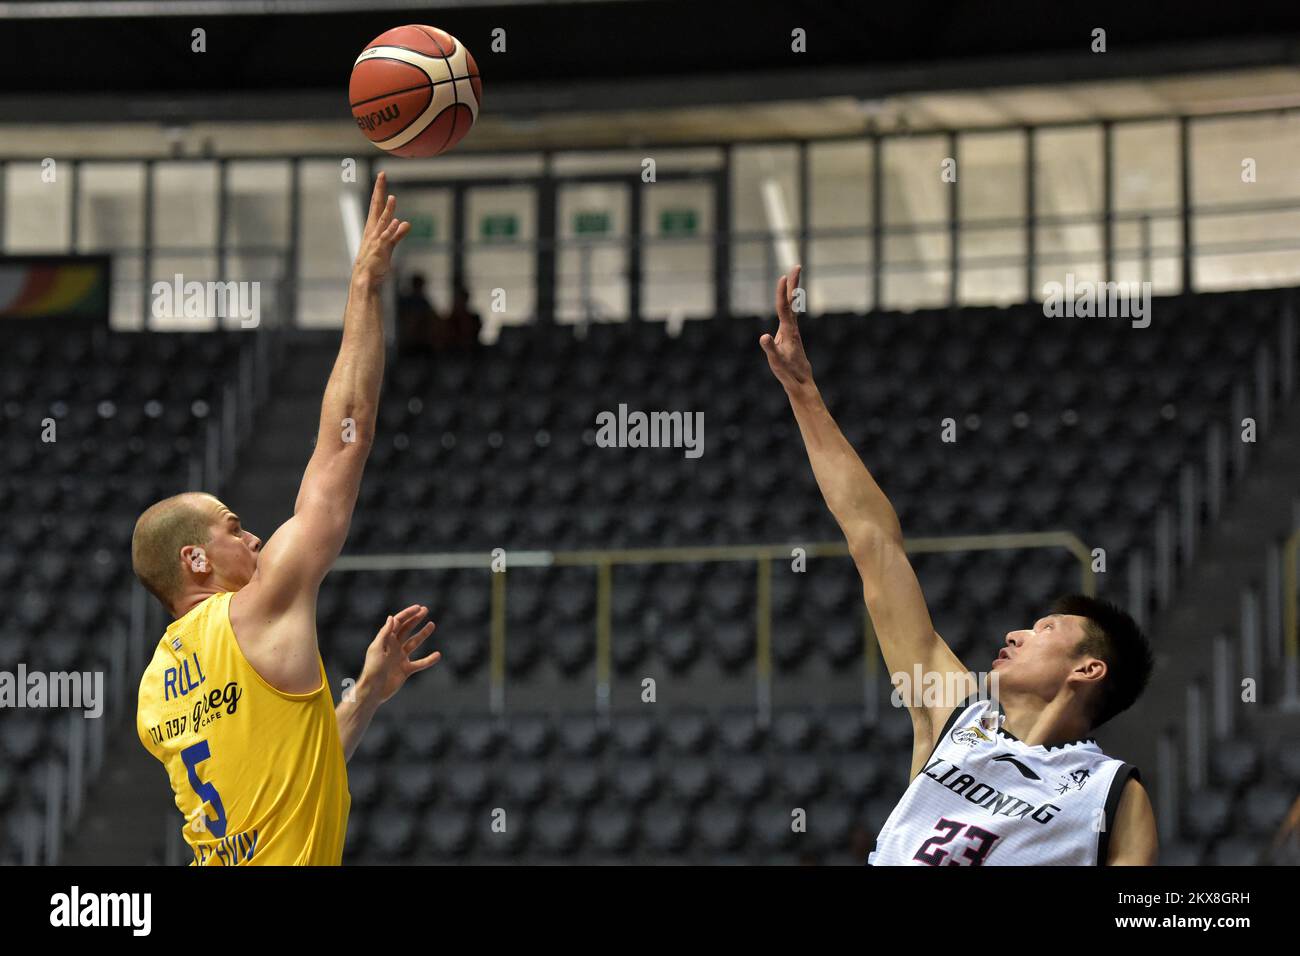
[761,265,1158,865]
[132,173,434,865]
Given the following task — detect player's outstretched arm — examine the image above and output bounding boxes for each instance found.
[253,173,411,612]
[1106,779,1158,865]
[761,265,969,766]
[338,605,441,762]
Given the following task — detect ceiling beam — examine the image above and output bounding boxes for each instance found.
[0,0,626,17]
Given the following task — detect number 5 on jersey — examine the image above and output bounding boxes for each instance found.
[181,739,228,838]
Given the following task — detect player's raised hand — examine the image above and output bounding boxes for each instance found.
[360,604,441,705]
[759,264,814,394]
[353,171,412,287]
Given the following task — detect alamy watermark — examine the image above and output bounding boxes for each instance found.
[151,274,260,328]
[1042,275,1151,328]
[595,404,704,459]
[50,886,150,936]
[891,666,1000,711]
[1,664,104,718]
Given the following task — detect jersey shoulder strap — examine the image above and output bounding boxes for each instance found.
[1096,761,1141,865]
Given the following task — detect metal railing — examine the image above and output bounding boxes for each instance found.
[188,288,286,495]
[334,530,1094,726]
[1131,299,1298,631]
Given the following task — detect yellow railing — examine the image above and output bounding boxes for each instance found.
[334,531,1095,718]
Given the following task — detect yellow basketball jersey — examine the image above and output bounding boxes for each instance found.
[136,591,351,865]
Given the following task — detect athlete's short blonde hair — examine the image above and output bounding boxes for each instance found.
[131,493,218,612]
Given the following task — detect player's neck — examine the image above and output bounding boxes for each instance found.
[171,586,226,620]
[998,695,1093,749]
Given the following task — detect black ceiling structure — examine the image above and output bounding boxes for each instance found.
[1,0,1299,122]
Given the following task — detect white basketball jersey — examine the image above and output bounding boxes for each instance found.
[869,699,1138,866]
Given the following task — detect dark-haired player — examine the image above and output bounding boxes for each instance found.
[761,265,1157,865]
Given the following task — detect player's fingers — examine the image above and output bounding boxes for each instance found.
[774,274,798,330]
[378,218,399,242]
[389,615,406,645]
[389,220,412,244]
[376,194,397,231]
[408,650,442,673]
[759,333,777,356]
[404,617,434,639]
[391,604,423,632]
[773,274,788,320]
[403,621,436,654]
[367,172,387,223]
[399,605,430,638]
[788,264,802,307]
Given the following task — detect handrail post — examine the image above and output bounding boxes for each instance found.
[89,700,105,778]
[68,710,85,827]
[1279,302,1296,399]
[205,419,220,492]
[1128,548,1148,632]
[596,561,612,721]
[755,556,772,729]
[22,809,39,866]
[489,568,506,718]
[1155,507,1174,607]
[1230,381,1249,479]
[112,625,128,726]
[238,340,255,439]
[1206,424,1225,520]
[222,382,237,481]
[1185,682,1206,791]
[1156,730,1178,846]
[1081,546,1096,597]
[1241,588,1260,702]
[1212,633,1232,740]
[45,760,63,865]
[1255,344,1272,437]
[1179,463,1198,567]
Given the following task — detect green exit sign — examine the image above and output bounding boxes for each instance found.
[659,208,698,237]
[480,214,519,241]
[574,211,611,235]
[406,214,437,245]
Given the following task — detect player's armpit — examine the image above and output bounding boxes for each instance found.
[1106,778,1158,865]
[227,512,344,694]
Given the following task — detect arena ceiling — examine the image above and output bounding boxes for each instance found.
[0,0,1298,153]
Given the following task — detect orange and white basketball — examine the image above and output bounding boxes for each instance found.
[349,25,482,158]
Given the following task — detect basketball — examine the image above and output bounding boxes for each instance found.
[349,25,482,158]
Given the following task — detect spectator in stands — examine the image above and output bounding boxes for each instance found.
[397,273,436,355]
[448,281,482,348]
